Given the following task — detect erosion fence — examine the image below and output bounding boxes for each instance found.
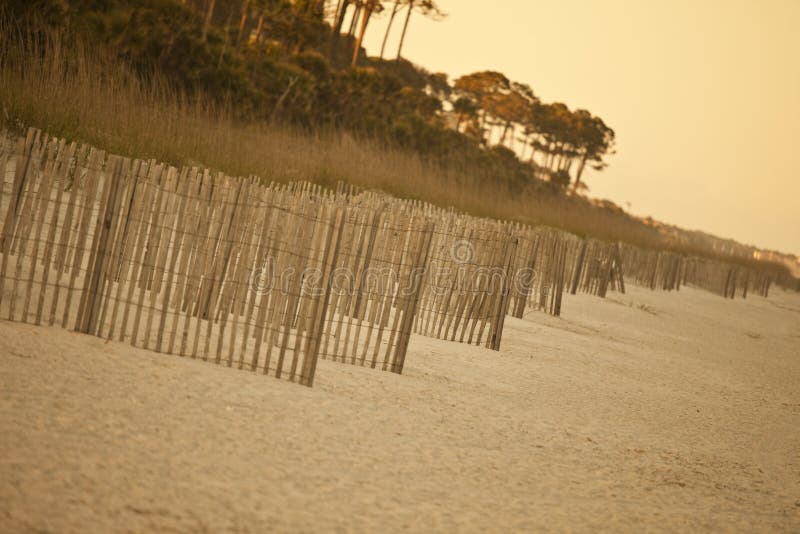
[0,128,791,387]
[0,129,434,386]
[0,129,519,385]
[618,243,774,298]
[413,213,517,350]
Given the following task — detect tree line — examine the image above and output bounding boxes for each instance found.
[7,0,615,193]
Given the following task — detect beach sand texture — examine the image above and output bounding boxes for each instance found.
[2,283,799,532]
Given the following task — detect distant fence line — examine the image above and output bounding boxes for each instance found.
[0,128,790,387]
[618,243,774,298]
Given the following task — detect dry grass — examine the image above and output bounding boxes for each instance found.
[0,24,792,276]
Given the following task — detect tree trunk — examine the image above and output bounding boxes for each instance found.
[478,109,489,145]
[270,77,299,123]
[539,148,548,170]
[202,0,216,42]
[396,0,414,59]
[332,0,343,24]
[236,0,249,46]
[572,152,588,191]
[254,12,264,43]
[555,143,564,170]
[526,135,536,162]
[351,3,374,67]
[499,121,511,146]
[545,145,556,174]
[331,0,350,35]
[218,12,232,68]
[348,5,361,37]
[455,113,464,133]
[380,0,402,59]
[554,143,565,170]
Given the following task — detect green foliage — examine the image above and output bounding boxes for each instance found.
[4,0,615,193]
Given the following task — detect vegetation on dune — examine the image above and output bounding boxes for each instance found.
[3,0,614,193]
[0,1,796,280]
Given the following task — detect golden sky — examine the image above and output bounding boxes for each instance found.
[362,0,800,255]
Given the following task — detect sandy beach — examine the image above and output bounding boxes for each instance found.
[2,284,799,532]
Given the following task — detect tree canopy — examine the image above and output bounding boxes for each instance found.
[7,0,615,192]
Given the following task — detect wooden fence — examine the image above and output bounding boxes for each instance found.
[412,214,517,350]
[308,187,520,351]
[618,243,773,298]
[0,130,432,386]
[509,228,569,318]
[1,128,793,389]
[319,200,434,372]
[565,239,625,298]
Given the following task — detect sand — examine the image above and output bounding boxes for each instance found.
[1,284,799,532]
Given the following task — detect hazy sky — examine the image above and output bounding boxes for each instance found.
[361,0,800,255]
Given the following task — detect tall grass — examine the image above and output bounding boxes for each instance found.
[0,23,794,278]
